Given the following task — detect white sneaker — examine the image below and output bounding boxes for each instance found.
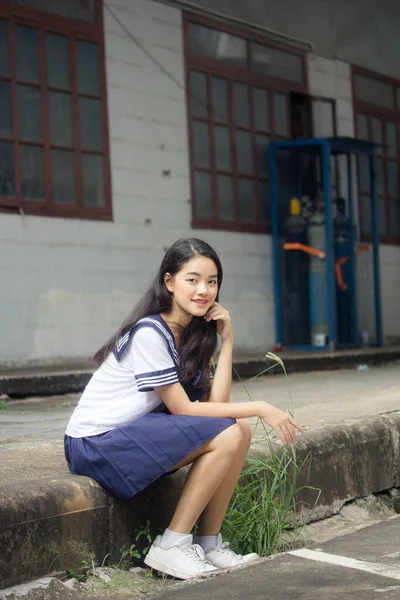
[144,534,218,580]
[205,534,259,569]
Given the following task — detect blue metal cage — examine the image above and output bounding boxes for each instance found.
[269,137,382,351]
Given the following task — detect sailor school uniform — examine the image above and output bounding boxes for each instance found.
[64,314,235,500]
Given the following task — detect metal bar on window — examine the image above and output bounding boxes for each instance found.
[39,27,51,208]
[207,72,218,220]
[228,78,239,223]
[249,85,259,223]
[70,36,83,213]
[9,19,20,201]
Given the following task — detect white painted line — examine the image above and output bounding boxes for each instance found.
[383,551,400,559]
[289,549,400,581]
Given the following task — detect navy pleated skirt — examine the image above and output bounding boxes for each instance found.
[64,412,235,501]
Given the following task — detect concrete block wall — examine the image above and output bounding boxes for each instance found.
[0,0,274,365]
[0,0,399,365]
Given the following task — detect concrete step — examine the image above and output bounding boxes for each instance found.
[2,345,400,398]
[1,413,399,589]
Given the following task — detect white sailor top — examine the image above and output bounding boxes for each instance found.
[65,314,209,438]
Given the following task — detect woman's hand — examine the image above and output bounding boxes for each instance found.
[260,403,304,446]
[204,302,233,343]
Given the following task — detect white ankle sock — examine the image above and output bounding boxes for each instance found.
[193,535,219,552]
[159,529,191,550]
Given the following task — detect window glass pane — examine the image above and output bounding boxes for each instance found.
[194,170,212,218]
[17,85,42,141]
[190,71,208,119]
[251,43,303,83]
[358,156,370,194]
[378,197,387,235]
[50,92,72,146]
[0,20,9,77]
[258,180,270,224]
[217,175,234,220]
[387,162,398,198]
[12,0,95,23]
[0,141,15,196]
[254,88,269,132]
[356,114,368,140]
[77,41,100,95]
[371,118,383,155]
[235,130,252,175]
[214,126,231,171]
[390,200,400,237]
[212,77,229,123]
[80,98,102,151]
[82,154,105,207]
[51,149,75,204]
[238,178,254,222]
[15,26,39,83]
[386,122,397,159]
[188,23,247,68]
[192,121,210,168]
[0,82,12,137]
[273,93,288,136]
[354,74,394,109]
[233,83,249,128]
[376,157,384,195]
[46,33,70,89]
[360,195,372,235]
[19,144,44,199]
[255,134,269,177]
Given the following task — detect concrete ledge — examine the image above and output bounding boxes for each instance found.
[0,371,93,399]
[2,346,400,398]
[294,414,400,520]
[233,346,400,379]
[1,413,399,588]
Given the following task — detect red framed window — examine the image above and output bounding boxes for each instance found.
[353,67,400,243]
[183,14,307,233]
[0,0,112,220]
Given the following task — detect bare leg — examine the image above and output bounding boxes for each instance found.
[167,423,244,533]
[197,419,251,536]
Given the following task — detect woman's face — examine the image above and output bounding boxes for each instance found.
[165,255,219,318]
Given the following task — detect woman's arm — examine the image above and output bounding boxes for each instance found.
[157,382,304,446]
[204,303,233,403]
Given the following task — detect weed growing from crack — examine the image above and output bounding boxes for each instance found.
[220,353,320,556]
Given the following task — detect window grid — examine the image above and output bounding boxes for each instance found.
[0,0,111,220]
[353,66,400,244]
[184,13,307,233]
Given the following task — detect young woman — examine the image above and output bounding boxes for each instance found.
[65,238,303,580]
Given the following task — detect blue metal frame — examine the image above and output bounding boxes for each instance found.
[269,136,382,351]
[321,140,336,350]
[347,153,358,346]
[269,143,282,345]
[370,155,383,345]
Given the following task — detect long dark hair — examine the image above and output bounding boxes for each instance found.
[94,238,223,389]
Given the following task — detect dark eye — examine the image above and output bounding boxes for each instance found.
[209,280,217,285]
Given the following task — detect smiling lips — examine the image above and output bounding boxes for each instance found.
[193,299,208,306]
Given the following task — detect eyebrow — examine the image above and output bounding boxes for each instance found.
[186,272,218,278]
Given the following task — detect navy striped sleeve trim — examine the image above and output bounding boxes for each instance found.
[135,366,179,391]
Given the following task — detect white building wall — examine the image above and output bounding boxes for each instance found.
[0,0,399,365]
[0,0,273,365]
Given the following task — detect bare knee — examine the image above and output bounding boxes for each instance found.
[211,423,243,454]
[236,419,252,448]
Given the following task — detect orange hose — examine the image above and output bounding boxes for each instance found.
[284,242,370,291]
[283,243,326,259]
